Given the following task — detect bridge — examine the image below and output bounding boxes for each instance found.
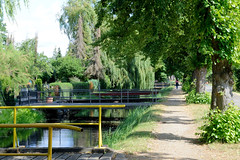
[0,105,126,160]
[18,88,163,107]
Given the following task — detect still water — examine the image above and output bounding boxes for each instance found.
[19,127,99,148]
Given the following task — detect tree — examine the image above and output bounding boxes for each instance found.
[59,0,97,59]
[59,0,103,79]
[17,38,53,80]
[52,55,85,82]
[0,43,31,94]
[0,0,28,19]
[96,0,240,111]
[198,0,240,110]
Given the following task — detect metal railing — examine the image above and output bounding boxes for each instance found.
[0,105,125,159]
[0,123,82,160]
[18,89,161,105]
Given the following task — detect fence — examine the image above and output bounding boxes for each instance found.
[0,104,125,159]
[18,89,161,105]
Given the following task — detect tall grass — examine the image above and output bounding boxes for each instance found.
[103,86,173,148]
[103,107,153,147]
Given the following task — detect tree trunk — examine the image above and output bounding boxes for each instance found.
[194,66,207,93]
[211,54,233,111]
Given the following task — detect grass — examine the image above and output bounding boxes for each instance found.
[103,86,173,153]
[187,104,240,159]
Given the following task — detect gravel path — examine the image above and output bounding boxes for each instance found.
[145,88,210,160]
[126,88,212,159]
[126,87,240,160]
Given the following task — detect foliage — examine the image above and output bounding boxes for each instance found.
[128,55,155,89]
[0,108,44,136]
[182,76,194,93]
[101,52,154,89]
[59,0,97,58]
[0,44,31,95]
[49,82,73,90]
[100,52,131,89]
[186,89,211,104]
[35,79,43,91]
[197,105,240,143]
[0,108,44,147]
[17,38,53,80]
[88,79,99,90]
[50,82,73,97]
[0,0,28,18]
[51,55,85,82]
[71,82,89,90]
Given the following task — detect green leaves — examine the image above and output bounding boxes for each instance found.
[203,0,240,61]
[186,89,211,104]
[198,105,240,143]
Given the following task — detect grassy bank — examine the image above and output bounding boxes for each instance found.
[187,104,240,159]
[103,86,173,152]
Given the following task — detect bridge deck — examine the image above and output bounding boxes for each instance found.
[0,147,127,160]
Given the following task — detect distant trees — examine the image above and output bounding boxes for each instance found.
[59,0,103,79]
[51,55,85,82]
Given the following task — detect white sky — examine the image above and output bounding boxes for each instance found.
[4,0,69,58]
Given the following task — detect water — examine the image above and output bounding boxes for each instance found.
[0,109,129,148]
[19,127,99,148]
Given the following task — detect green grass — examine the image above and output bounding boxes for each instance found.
[103,86,173,152]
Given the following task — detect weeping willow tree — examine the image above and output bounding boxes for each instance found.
[101,52,154,89]
[100,52,131,89]
[128,55,155,89]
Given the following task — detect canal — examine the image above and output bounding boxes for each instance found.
[0,109,130,148]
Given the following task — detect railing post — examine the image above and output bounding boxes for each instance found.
[13,107,17,148]
[98,106,102,148]
[48,127,53,160]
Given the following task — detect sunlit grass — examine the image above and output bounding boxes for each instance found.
[103,86,172,152]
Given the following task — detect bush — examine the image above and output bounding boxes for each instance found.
[197,106,240,143]
[100,74,111,89]
[49,82,73,97]
[71,82,89,90]
[35,79,43,91]
[186,90,211,104]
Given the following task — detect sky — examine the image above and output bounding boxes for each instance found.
[4,0,69,57]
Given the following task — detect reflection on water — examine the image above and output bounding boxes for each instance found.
[1,109,128,148]
[19,127,99,148]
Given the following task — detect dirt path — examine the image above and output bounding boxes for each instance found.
[127,88,211,160]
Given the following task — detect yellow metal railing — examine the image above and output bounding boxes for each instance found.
[0,123,82,160]
[0,105,125,149]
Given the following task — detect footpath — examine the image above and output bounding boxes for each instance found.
[126,88,212,160]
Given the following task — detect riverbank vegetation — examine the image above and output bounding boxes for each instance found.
[0,109,45,147]
[188,104,240,159]
[103,86,173,151]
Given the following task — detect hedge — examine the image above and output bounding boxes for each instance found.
[49,82,73,97]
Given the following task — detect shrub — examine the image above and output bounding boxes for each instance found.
[197,106,240,143]
[35,79,43,91]
[49,82,73,97]
[71,82,89,90]
[186,90,211,104]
